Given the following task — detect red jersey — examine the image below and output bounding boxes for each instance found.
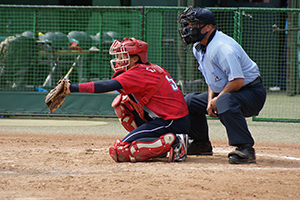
[114,63,189,120]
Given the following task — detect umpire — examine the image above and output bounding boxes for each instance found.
[178,7,266,164]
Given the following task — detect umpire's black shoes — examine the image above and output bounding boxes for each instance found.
[228,144,256,164]
[187,140,213,155]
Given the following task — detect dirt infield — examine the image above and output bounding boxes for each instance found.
[0,118,300,199]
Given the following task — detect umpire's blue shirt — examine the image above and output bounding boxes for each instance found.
[193,30,260,93]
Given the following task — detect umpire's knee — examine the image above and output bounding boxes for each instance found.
[216,93,240,114]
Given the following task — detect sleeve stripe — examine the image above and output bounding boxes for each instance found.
[79,82,95,93]
[228,74,244,80]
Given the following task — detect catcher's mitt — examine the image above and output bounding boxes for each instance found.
[45,77,71,114]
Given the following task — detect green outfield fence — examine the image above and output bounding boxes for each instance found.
[0,5,300,122]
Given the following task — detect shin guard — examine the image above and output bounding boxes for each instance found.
[109,133,175,162]
[129,133,175,162]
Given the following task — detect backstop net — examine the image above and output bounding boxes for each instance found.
[0,5,299,122]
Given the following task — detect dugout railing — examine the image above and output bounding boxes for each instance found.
[0,5,299,122]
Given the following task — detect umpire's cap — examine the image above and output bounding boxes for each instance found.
[179,6,216,25]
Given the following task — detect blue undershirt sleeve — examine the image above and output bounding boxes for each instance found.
[69,79,123,93]
[94,79,123,93]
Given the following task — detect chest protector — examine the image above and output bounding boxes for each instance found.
[112,94,146,132]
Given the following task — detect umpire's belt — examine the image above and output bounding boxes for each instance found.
[243,76,262,88]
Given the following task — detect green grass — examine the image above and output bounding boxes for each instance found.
[255,93,300,121]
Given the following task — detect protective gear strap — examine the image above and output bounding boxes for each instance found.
[111,70,126,79]
[138,73,165,106]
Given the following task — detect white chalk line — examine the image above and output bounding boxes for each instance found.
[1,165,299,176]
[213,147,300,161]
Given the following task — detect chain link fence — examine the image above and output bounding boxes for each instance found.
[0,5,299,121]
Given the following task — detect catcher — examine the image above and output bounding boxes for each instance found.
[45,38,189,162]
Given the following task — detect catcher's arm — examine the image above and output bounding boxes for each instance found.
[68,79,122,93]
[67,69,124,94]
[46,79,121,114]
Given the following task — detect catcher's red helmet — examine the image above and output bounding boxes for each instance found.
[109,38,148,72]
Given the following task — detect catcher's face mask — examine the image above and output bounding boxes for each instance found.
[109,40,130,72]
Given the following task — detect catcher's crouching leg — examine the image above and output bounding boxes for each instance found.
[109,133,175,162]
